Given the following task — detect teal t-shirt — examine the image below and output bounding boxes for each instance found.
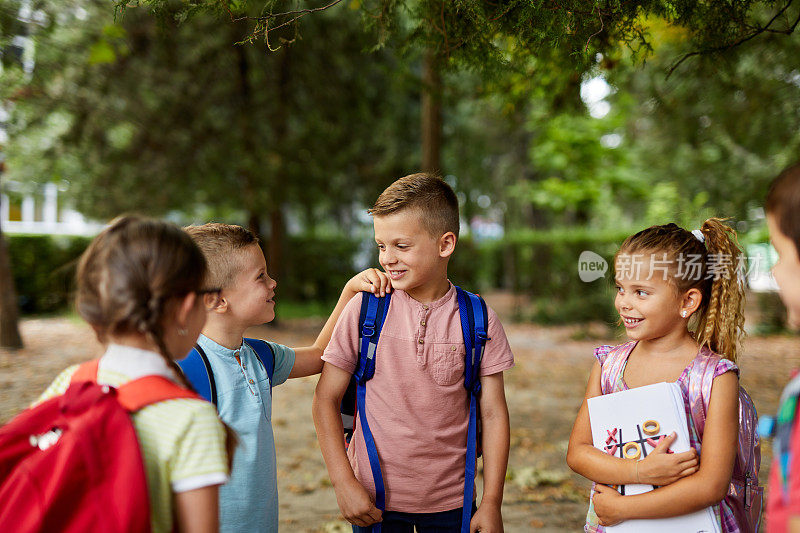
[196,334,295,533]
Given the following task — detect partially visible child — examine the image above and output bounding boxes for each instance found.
[764,162,800,532]
[183,223,390,533]
[36,216,229,533]
[567,218,755,532]
[313,173,514,532]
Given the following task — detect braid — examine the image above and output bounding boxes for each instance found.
[140,293,198,392]
[694,218,745,362]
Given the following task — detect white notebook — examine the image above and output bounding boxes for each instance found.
[587,382,720,533]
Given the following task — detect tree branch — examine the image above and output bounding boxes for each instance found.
[220,0,345,46]
[585,10,604,52]
[668,0,797,77]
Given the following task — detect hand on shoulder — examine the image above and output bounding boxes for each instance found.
[347,268,392,297]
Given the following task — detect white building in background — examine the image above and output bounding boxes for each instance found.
[1,181,103,236]
[0,1,102,236]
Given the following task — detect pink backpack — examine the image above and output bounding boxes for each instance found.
[683,350,763,532]
[0,360,200,532]
[597,343,763,532]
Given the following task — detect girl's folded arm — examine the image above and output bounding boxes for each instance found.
[567,361,701,487]
[567,361,639,486]
[594,371,739,523]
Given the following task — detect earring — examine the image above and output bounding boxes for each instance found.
[681,311,687,318]
[177,327,188,336]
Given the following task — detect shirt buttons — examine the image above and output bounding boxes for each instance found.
[418,338,424,344]
[451,345,457,351]
[420,320,426,326]
[249,379,255,384]
[423,305,429,310]
[234,351,240,356]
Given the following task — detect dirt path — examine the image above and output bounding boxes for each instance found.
[2,302,798,532]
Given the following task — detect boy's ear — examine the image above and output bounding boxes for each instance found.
[438,232,457,258]
[213,295,230,314]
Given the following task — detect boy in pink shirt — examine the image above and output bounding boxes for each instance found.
[313,173,514,532]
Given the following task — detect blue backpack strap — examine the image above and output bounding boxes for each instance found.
[354,291,391,532]
[341,294,374,444]
[455,286,490,533]
[244,338,276,395]
[176,345,217,407]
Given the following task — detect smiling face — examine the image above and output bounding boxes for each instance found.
[767,214,800,328]
[373,209,454,302]
[614,253,699,342]
[221,244,277,327]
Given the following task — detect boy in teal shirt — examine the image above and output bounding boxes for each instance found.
[185,223,390,532]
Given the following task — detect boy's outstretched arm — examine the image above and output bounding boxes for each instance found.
[470,372,510,533]
[290,269,391,378]
[312,362,382,527]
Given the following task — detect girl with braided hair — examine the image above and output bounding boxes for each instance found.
[567,218,755,532]
[35,215,229,533]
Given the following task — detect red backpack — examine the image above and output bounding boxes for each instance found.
[0,360,199,532]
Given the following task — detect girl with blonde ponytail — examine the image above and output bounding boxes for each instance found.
[568,218,761,532]
[35,215,229,533]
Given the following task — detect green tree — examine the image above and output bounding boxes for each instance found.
[3,1,418,282]
[605,24,800,222]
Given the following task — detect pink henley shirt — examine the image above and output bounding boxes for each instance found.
[322,283,514,513]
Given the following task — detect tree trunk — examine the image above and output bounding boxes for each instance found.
[247,212,261,240]
[265,46,291,285]
[0,194,22,348]
[421,50,442,173]
[232,21,261,244]
[267,207,284,284]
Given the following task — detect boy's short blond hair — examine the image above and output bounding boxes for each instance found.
[184,223,260,288]
[368,172,460,238]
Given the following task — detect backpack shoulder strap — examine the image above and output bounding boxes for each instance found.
[454,286,489,394]
[454,286,489,533]
[244,338,276,387]
[683,349,730,436]
[116,377,200,412]
[71,359,200,412]
[597,342,635,395]
[176,345,217,407]
[352,290,391,521]
[71,359,101,383]
[353,291,391,384]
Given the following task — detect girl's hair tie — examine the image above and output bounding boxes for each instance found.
[691,229,705,244]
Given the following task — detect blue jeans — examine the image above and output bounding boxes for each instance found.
[351,504,476,533]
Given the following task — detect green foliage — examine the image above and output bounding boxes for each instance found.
[2,2,417,228]
[6,234,92,315]
[5,230,627,325]
[753,292,789,335]
[120,1,800,81]
[278,235,362,303]
[452,229,629,324]
[4,232,359,315]
[604,23,800,222]
[501,228,628,323]
[4,0,800,332]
